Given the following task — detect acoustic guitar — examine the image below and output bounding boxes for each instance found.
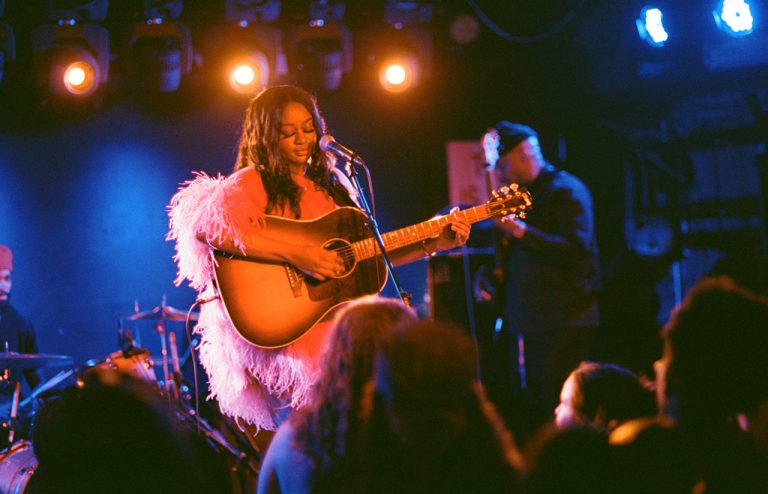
[212,184,532,348]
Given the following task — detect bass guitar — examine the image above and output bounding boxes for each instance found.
[212,184,532,348]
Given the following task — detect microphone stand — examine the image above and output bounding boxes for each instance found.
[342,158,412,306]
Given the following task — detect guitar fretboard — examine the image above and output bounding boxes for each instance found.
[351,204,493,261]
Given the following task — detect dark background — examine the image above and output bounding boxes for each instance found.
[1,0,766,376]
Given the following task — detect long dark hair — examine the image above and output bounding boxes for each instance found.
[291,296,417,488]
[234,85,345,217]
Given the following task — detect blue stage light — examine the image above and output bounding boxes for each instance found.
[713,0,754,37]
[636,6,669,47]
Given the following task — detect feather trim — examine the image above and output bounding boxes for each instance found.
[167,169,334,431]
[167,172,265,291]
[196,298,332,431]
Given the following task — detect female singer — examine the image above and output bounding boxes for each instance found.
[168,85,470,430]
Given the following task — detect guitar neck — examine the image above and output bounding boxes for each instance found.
[352,204,493,261]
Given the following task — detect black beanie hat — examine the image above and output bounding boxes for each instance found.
[490,121,538,156]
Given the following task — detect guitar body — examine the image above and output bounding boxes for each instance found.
[212,207,387,348]
[210,185,532,349]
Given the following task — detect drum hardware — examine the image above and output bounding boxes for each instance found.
[174,406,260,477]
[0,352,74,444]
[6,383,20,447]
[0,352,74,372]
[77,348,157,388]
[125,298,199,323]
[19,370,73,409]
[0,354,75,465]
[169,331,182,402]
[154,322,172,400]
[0,440,37,494]
[121,297,199,403]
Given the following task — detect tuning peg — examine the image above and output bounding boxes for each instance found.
[518,212,526,219]
[500,186,510,195]
[492,190,499,198]
[510,183,519,191]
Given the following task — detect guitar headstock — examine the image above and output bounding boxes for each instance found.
[487,183,533,219]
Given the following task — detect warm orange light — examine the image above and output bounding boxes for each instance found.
[384,64,407,86]
[63,60,97,95]
[378,55,420,94]
[227,52,269,95]
[232,64,256,86]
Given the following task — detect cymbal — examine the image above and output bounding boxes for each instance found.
[0,352,74,370]
[126,305,198,322]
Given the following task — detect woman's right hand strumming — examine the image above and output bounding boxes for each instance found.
[290,245,345,281]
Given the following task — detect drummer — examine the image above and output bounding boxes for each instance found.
[0,244,41,392]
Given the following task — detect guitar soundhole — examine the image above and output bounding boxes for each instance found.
[324,239,355,277]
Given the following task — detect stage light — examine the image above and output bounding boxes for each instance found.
[713,0,754,37]
[372,2,433,94]
[379,55,420,93]
[384,63,406,85]
[227,53,269,94]
[205,1,285,95]
[288,1,352,92]
[231,62,256,86]
[636,6,669,47]
[129,1,192,93]
[63,59,96,94]
[371,26,431,94]
[32,23,109,98]
[30,0,110,99]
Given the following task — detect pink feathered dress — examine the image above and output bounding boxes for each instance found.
[167,166,356,431]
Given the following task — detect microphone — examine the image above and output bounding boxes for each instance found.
[319,135,365,165]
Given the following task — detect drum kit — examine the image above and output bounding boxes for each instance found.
[0,299,259,493]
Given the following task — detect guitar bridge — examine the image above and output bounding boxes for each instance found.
[283,263,304,298]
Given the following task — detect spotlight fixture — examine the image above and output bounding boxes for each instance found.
[129,1,192,93]
[31,0,110,99]
[220,26,285,95]
[636,6,669,48]
[213,0,286,95]
[371,26,432,94]
[374,2,433,94]
[32,16,110,99]
[378,53,421,94]
[288,1,352,92]
[713,0,754,37]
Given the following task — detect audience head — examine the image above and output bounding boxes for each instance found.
[292,296,416,477]
[372,319,478,446]
[657,276,768,426]
[32,371,230,493]
[609,417,698,494]
[555,361,656,432]
[318,295,418,411]
[356,320,519,493]
[523,424,614,494]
